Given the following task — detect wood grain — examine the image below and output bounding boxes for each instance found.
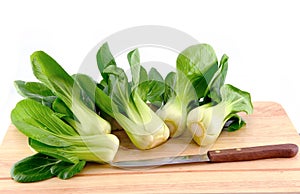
[1,102,300,193]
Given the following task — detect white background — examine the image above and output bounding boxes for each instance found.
[1,0,300,143]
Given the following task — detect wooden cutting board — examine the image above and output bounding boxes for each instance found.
[1,102,300,193]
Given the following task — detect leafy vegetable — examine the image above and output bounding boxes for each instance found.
[96,45,170,149]
[186,84,253,146]
[10,50,121,182]
[200,53,247,132]
[10,41,253,183]
[11,99,119,163]
[156,44,219,137]
[11,153,86,182]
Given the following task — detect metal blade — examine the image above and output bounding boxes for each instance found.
[111,154,210,168]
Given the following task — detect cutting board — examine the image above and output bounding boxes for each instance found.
[1,102,300,193]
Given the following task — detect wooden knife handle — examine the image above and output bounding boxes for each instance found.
[207,143,298,163]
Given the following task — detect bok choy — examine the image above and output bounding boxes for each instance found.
[96,43,170,149]
[187,84,253,146]
[10,50,120,182]
[11,99,119,163]
[156,44,219,137]
[10,40,253,183]
[30,51,112,136]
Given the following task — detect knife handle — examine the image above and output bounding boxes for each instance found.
[207,143,298,163]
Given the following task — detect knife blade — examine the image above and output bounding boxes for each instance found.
[111,143,298,168]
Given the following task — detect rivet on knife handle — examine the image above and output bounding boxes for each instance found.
[207,143,298,163]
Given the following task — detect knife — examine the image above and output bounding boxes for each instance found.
[111,143,298,168]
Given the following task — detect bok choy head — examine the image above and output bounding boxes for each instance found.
[96,43,170,150]
[187,84,253,147]
[26,51,119,162]
[11,99,119,163]
[156,44,219,137]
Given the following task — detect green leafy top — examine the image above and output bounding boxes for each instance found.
[176,44,219,98]
[96,42,117,83]
[31,51,111,135]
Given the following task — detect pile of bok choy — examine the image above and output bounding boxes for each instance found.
[10,42,252,183]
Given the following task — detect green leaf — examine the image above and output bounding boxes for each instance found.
[221,84,253,116]
[146,68,165,105]
[176,44,219,98]
[127,49,140,66]
[29,131,120,164]
[29,138,79,163]
[127,50,165,106]
[224,115,246,132]
[31,51,74,97]
[11,153,58,183]
[41,96,57,107]
[148,67,163,82]
[127,49,150,102]
[14,80,56,106]
[11,153,86,183]
[74,74,115,118]
[52,98,73,118]
[130,66,148,101]
[205,54,229,103]
[103,65,131,114]
[96,42,117,83]
[12,119,72,147]
[14,80,54,98]
[11,99,78,138]
[127,49,141,89]
[163,71,176,103]
[51,160,86,180]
